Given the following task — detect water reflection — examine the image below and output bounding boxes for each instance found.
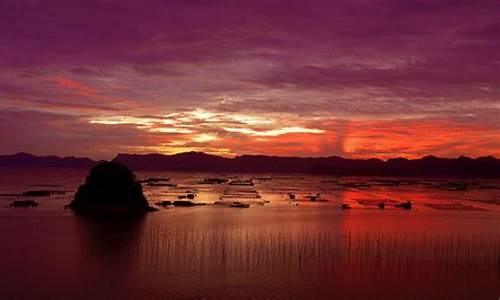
[1,168,499,298]
[73,211,500,298]
[76,217,145,267]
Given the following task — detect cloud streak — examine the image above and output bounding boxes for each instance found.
[0,0,499,158]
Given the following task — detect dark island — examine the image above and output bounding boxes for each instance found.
[66,161,156,217]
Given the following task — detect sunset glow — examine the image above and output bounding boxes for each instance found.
[1,0,499,159]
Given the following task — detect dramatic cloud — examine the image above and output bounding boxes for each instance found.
[0,0,499,158]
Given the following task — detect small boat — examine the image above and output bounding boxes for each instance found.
[10,200,39,207]
[155,200,172,206]
[199,178,228,184]
[395,201,412,209]
[378,202,385,209]
[306,193,325,202]
[341,203,352,209]
[230,201,250,208]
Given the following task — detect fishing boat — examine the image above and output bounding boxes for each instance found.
[230,201,250,208]
[199,178,228,184]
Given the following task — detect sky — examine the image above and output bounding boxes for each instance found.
[1,0,499,159]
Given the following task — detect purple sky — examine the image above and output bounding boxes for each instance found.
[1,0,499,159]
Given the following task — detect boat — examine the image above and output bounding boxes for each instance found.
[306,193,321,201]
[341,204,352,209]
[10,200,39,207]
[230,201,250,208]
[155,200,172,206]
[199,178,228,184]
[395,201,412,209]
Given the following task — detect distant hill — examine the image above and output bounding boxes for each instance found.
[1,152,499,177]
[0,152,99,168]
[113,152,500,178]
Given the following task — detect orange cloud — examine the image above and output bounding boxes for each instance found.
[49,76,145,114]
[55,77,95,97]
[83,113,499,159]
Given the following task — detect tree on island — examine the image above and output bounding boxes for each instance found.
[67,161,156,216]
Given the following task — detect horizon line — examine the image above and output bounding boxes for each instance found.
[2,151,498,162]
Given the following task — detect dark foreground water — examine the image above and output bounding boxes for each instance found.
[0,169,499,299]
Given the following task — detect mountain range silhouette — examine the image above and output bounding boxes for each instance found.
[1,152,499,178]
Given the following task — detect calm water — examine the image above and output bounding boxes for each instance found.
[0,168,499,299]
